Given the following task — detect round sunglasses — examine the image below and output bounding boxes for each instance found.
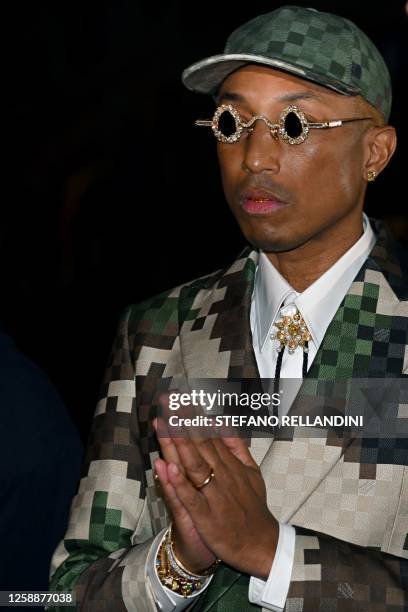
[195,104,372,145]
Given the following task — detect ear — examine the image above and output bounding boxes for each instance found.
[364,125,397,180]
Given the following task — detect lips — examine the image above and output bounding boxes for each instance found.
[241,189,287,215]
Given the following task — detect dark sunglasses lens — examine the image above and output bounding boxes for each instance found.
[218,110,237,137]
[284,111,303,138]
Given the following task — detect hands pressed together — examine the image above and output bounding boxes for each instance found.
[153,395,279,581]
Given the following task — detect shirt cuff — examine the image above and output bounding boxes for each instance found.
[146,529,213,612]
[248,523,295,611]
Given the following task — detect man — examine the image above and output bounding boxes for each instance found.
[50,6,408,610]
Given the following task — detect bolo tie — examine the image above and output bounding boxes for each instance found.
[270,306,312,397]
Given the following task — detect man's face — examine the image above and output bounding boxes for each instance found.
[216,65,371,253]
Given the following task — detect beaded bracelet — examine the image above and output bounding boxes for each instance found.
[156,531,204,597]
[155,525,220,598]
[168,524,220,577]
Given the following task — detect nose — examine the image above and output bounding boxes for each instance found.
[242,118,281,175]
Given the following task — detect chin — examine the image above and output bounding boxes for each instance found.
[242,228,305,254]
[233,211,305,253]
[249,239,298,253]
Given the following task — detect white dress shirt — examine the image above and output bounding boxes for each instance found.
[147,214,376,611]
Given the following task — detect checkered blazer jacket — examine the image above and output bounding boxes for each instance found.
[50,220,408,611]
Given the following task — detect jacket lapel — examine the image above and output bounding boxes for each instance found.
[308,220,408,379]
[177,248,273,464]
[178,248,260,379]
[177,249,264,600]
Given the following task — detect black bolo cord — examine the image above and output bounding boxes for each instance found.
[302,341,309,377]
[273,340,309,421]
[273,346,285,397]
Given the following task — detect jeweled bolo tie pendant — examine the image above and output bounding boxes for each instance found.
[271,309,312,354]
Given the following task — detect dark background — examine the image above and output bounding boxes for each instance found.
[3,1,408,441]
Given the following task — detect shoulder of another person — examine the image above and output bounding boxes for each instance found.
[0,329,81,467]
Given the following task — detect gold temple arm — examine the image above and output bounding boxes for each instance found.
[309,117,373,129]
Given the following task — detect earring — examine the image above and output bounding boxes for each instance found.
[367,170,377,182]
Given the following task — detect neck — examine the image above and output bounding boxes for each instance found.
[265,212,364,292]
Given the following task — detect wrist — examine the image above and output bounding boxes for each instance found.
[171,525,217,574]
[246,520,279,580]
[156,528,214,598]
[172,534,218,575]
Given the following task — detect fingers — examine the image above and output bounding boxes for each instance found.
[167,462,209,517]
[217,436,259,469]
[172,436,218,488]
[153,458,188,518]
[154,416,257,490]
[153,418,185,474]
[154,415,220,488]
[154,402,258,498]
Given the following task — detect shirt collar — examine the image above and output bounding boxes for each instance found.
[253,213,377,352]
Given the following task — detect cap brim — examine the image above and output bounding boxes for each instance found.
[181,53,359,97]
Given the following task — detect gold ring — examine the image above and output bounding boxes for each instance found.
[194,468,215,490]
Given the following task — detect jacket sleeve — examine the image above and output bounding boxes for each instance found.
[49,306,167,611]
[285,526,408,610]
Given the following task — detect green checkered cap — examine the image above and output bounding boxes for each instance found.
[182,5,392,121]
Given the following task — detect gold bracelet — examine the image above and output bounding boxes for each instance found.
[156,529,205,598]
[169,524,221,577]
[170,542,220,578]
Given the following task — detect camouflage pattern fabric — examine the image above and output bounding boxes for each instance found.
[182,5,392,121]
[49,220,407,610]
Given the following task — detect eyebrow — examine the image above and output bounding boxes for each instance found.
[279,91,324,103]
[215,91,246,105]
[215,90,324,105]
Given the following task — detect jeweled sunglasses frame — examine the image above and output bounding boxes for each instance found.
[195,104,372,145]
